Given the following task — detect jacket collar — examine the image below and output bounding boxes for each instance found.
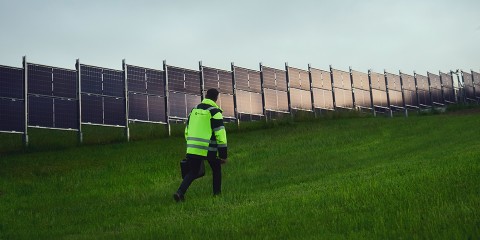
[202,98,222,111]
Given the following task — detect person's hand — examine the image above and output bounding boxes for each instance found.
[219,158,227,164]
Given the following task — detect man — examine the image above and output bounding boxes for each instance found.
[174,88,228,202]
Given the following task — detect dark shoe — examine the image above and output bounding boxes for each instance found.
[173,192,184,202]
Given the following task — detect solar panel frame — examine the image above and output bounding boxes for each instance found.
[351,70,370,91]
[400,73,416,91]
[0,65,23,100]
[428,72,441,90]
[312,88,334,110]
[288,66,310,91]
[385,72,402,92]
[332,68,352,90]
[415,74,430,92]
[0,98,24,132]
[290,88,313,111]
[310,68,332,90]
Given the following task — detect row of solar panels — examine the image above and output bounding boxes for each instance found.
[1,57,480,138]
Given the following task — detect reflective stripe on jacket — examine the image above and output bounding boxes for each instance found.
[185,98,227,158]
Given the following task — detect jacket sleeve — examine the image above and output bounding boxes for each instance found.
[185,113,191,141]
[211,111,227,159]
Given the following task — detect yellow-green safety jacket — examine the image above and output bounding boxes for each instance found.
[185,98,227,159]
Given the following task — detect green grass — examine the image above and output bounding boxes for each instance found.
[0,112,479,239]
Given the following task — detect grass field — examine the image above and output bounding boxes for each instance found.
[0,110,479,239]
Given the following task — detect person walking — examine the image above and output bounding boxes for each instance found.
[174,88,228,202]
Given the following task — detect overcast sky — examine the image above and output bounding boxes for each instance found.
[0,0,479,74]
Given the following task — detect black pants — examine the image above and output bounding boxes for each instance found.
[177,156,222,195]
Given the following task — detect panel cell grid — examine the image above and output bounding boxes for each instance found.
[54,98,78,129]
[53,68,77,99]
[203,67,233,94]
[334,88,354,109]
[415,74,429,92]
[236,90,263,115]
[386,72,402,91]
[430,88,443,104]
[0,66,23,99]
[313,88,334,110]
[103,69,124,97]
[440,72,454,89]
[351,70,370,91]
[403,90,418,107]
[148,95,166,122]
[400,73,416,91]
[81,94,103,124]
[234,67,261,93]
[372,89,388,107]
[104,97,125,126]
[332,69,351,90]
[370,72,386,91]
[28,64,53,96]
[80,66,103,95]
[146,69,165,96]
[0,98,24,132]
[310,68,332,90]
[28,95,53,127]
[128,93,148,121]
[462,72,473,86]
[290,88,312,110]
[428,73,441,90]
[354,89,372,108]
[262,67,276,89]
[417,90,431,106]
[288,67,310,91]
[217,93,235,118]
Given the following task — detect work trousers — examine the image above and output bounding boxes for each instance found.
[177,156,222,195]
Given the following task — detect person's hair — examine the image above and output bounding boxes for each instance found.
[205,88,219,101]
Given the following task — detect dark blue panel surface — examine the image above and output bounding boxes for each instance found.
[168,92,186,118]
[443,87,455,103]
[81,94,103,124]
[104,97,125,126]
[186,94,201,114]
[53,68,77,98]
[28,95,53,127]
[28,64,52,95]
[127,66,146,93]
[103,69,124,97]
[203,67,220,90]
[184,70,200,95]
[148,95,166,122]
[0,66,23,99]
[81,66,103,95]
[146,69,164,96]
[55,98,78,129]
[0,98,24,132]
[418,90,431,106]
[167,67,186,93]
[128,93,148,121]
[431,88,443,104]
[404,90,418,107]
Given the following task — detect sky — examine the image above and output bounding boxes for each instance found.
[0,0,479,74]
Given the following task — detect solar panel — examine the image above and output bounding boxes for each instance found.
[264,88,277,111]
[462,72,473,86]
[310,68,332,90]
[0,98,24,132]
[403,90,418,107]
[372,89,388,108]
[168,92,187,119]
[148,95,166,122]
[428,73,441,90]
[290,88,312,110]
[440,72,453,89]
[128,93,148,121]
[28,64,52,96]
[54,98,78,129]
[127,66,147,93]
[370,72,386,91]
[443,87,456,103]
[146,69,165,96]
[386,72,402,92]
[0,66,23,99]
[28,95,53,127]
[334,88,354,109]
[217,93,235,118]
[203,67,220,90]
[313,88,334,110]
[431,88,443,104]
[388,90,403,107]
[248,71,262,93]
[218,70,233,94]
[168,67,186,93]
[234,67,249,91]
[288,67,310,91]
[332,69,351,90]
[351,70,370,91]
[415,74,429,92]
[417,90,431,106]
[354,89,372,108]
[186,94,201,114]
[80,66,103,95]
[103,69,124,97]
[81,94,103,124]
[400,73,416,91]
[104,97,125,126]
[473,71,480,87]
[52,68,77,99]
[184,70,201,95]
[262,67,276,89]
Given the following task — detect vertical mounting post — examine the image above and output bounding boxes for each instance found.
[367,69,375,117]
[123,59,130,142]
[259,62,268,123]
[22,56,29,147]
[330,65,337,111]
[76,59,83,144]
[163,60,171,136]
[399,71,408,117]
[307,64,316,118]
[231,62,240,127]
[285,62,293,119]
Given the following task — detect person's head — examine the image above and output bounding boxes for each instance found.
[206,88,219,102]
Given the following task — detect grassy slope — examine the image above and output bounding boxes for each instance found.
[0,113,479,239]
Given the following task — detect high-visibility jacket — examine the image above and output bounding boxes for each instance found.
[185,98,227,159]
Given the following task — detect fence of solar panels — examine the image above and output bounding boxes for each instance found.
[0,56,478,147]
